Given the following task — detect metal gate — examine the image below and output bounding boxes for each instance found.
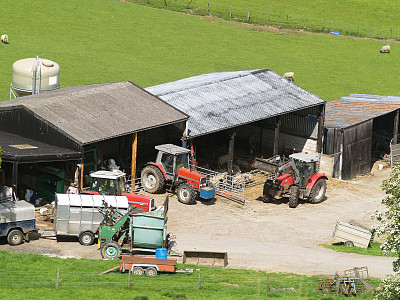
[193,165,246,205]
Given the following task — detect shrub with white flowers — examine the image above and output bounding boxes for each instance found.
[372,164,400,299]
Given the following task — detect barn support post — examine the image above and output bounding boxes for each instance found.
[181,121,187,148]
[273,117,280,156]
[12,161,18,192]
[80,161,84,192]
[227,130,237,182]
[259,121,263,156]
[131,132,138,185]
[393,110,399,145]
[317,105,325,153]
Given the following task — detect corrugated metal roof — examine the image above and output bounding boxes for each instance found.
[325,93,400,128]
[146,69,325,138]
[0,81,188,145]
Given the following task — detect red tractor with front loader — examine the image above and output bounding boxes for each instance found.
[254,152,328,208]
[140,144,215,204]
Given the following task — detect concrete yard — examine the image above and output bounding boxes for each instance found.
[0,161,395,278]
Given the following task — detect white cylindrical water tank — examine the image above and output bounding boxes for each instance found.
[11,57,60,97]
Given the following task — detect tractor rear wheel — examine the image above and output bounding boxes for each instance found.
[100,241,122,260]
[177,183,196,204]
[289,185,299,208]
[141,165,165,194]
[310,179,327,204]
[262,182,274,203]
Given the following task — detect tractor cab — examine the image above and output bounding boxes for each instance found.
[155,144,191,181]
[289,153,319,187]
[88,170,127,196]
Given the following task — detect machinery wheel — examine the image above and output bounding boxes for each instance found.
[100,241,122,259]
[141,165,165,194]
[310,179,327,204]
[262,182,274,203]
[145,267,158,276]
[79,231,95,246]
[344,241,354,247]
[7,229,24,246]
[288,185,299,208]
[132,267,144,276]
[177,183,196,204]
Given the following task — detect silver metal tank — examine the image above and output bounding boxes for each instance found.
[10,57,60,98]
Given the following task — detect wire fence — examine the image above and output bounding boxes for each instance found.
[0,269,369,297]
[126,0,399,41]
[0,270,366,296]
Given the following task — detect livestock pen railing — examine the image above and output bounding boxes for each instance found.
[125,0,400,41]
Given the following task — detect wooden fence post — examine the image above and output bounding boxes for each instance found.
[286,14,288,24]
[357,25,359,36]
[56,270,60,288]
[230,6,232,18]
[302,15,304,27]
[128,268,132,288]
[207,2,209,13]
[320,20,325,31]
[267,275,269,292]
[198,272,201,289]
[369,28,371,37]
[267,11,269,23]
[340,22,342,32]
[247,10,250,21]
[390,28,392,39]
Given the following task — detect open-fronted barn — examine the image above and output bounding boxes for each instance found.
[324,93,400,180]
[0,81,188,200]
[147,69,326,171]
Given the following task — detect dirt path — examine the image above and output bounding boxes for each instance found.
[0,161,396,278]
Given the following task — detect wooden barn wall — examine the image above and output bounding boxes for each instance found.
[342,120,373,180]
[0,108,81,151]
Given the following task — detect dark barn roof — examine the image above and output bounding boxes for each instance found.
[0,131,81,163]
[0,81,188,145]
[325,93,400,129]
[146,69,325,138]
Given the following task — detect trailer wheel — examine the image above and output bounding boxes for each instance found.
[344,241,354,247]
[141,165,165,194]
[177,183,196,204]
[7,229,24,246]
[132,267,144,275]
[145,267,158,276]
[262,182,274,203]
[289,185,299,208]
[79,231,95,246]
[101,241,122,259]
[310,179,327,204]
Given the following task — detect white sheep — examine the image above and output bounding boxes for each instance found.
[1,34,8,44]
[283,72,294,81]
[380,45,390,53]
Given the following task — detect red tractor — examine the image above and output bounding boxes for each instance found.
[254,152,328,208]
[83,170,155,212]
[140,144,215,204]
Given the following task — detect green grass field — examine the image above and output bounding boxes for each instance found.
[0,251,378,299]
[0,0,399,103]
[322,242,398,257]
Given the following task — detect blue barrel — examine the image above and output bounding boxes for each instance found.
[156,248,167,259]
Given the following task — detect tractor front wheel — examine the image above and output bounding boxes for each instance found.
[310,179,327,204]
[177,183,196,204]
[289,185,299,208]
[141,165,165,194]
[100,241,122,260]
[262,182,274,203]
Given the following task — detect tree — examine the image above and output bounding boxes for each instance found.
[372,164,400,299]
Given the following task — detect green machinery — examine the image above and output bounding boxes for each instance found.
[38,166,65,201]
[98,197,171,259]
